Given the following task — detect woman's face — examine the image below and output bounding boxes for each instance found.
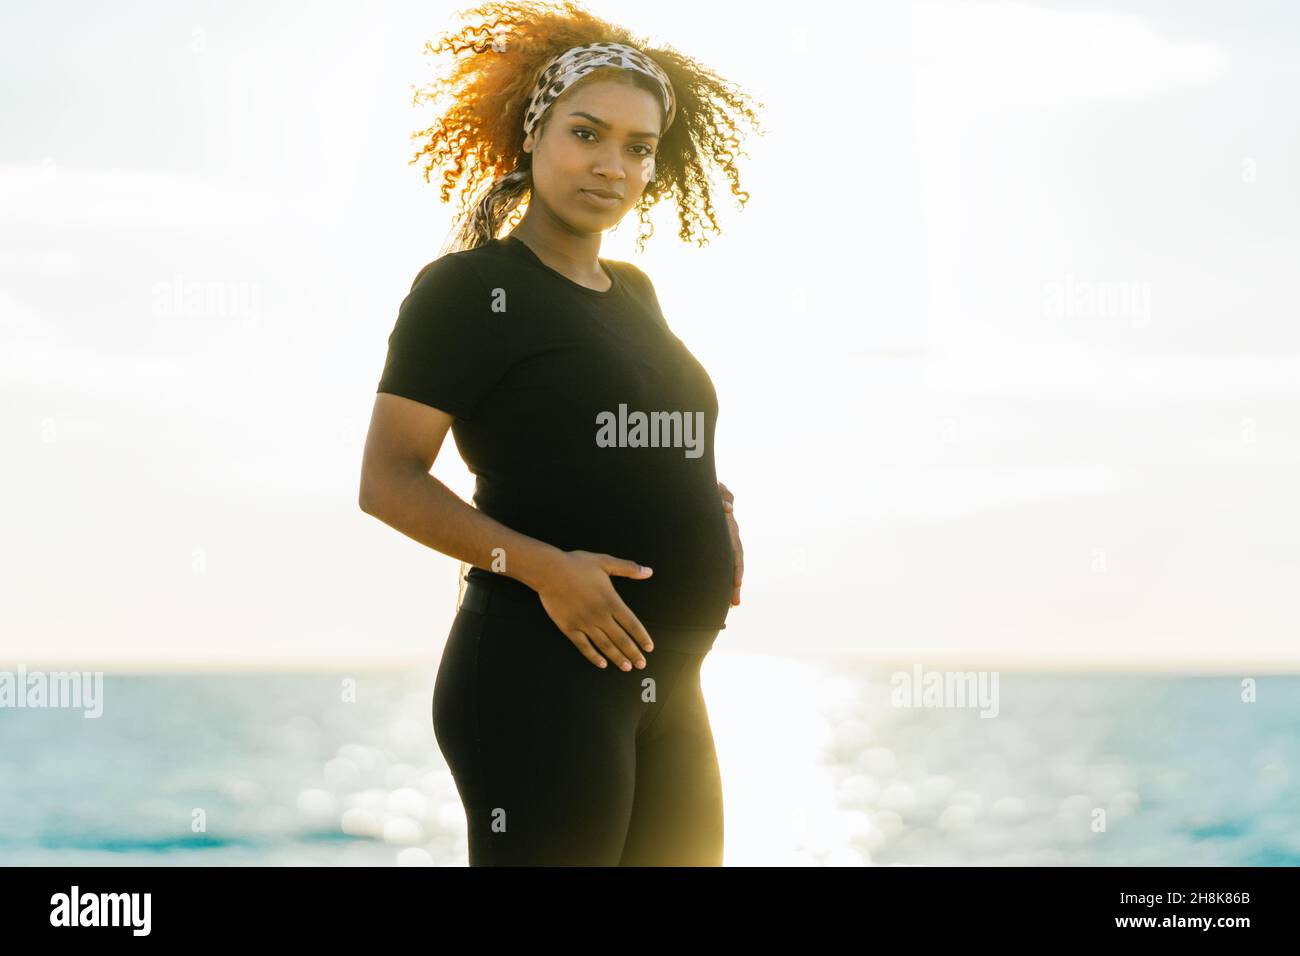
[522,77,662,233]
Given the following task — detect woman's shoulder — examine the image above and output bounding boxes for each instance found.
[411,238,540,294]
[406,246,497,294]
[606,257,652,288]
[606,259,662,313]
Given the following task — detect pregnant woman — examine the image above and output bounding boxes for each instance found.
[359,2,761,866]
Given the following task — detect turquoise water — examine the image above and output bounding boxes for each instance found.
[1,666,1297,865]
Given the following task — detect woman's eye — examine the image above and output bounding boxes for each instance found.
[573,129,654,156]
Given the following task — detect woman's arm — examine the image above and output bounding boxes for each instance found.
[360,392,656,670]
[359,393,562,592]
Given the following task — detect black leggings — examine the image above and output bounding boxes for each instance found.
[432,585,724,866]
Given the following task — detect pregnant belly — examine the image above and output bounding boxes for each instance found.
[605,505,734,629]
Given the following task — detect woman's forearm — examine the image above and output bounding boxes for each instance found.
[362,465,564,592]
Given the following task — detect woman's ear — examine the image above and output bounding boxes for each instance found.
[522,131,534,154]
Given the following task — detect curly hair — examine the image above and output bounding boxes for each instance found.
[408,0,765,256]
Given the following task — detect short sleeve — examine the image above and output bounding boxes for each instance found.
[376,254,510,421]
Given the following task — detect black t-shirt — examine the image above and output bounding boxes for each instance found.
[376,235,734,644]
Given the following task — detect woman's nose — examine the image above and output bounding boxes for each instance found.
[592,147,628,178]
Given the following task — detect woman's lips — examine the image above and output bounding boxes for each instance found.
[581,189,621,209]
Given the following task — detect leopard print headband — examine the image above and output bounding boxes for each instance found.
[522,42,676,139]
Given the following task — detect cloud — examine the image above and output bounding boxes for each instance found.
[910,1,1229,114]
[0,163,285,232]
[860,462,1113,518]
[0,284,203,392]
[913,342,1300,397]
[0,337,198,392]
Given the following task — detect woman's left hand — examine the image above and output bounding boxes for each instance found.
[718,480,744,606]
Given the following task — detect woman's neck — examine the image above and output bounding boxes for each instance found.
[506,216,605,282]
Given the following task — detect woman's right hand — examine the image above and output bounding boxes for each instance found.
[532,550,656,671]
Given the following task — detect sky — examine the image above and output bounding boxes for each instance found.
[2,0,1299,670]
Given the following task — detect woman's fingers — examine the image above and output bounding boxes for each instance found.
[719,482,742,598]
[718,480,734,506]
[580,622,641,672]
[733,528,744,587]
[607,600,653,653]
[599,616,647,671]
[583,624,625,670]
[564,614,650,671]
[723,507,744,603]
[567,630,608,669]
[542,550,658,670]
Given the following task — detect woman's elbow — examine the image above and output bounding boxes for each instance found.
[358,469,387,516]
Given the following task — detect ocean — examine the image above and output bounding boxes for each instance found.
[1,658,1297,866]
